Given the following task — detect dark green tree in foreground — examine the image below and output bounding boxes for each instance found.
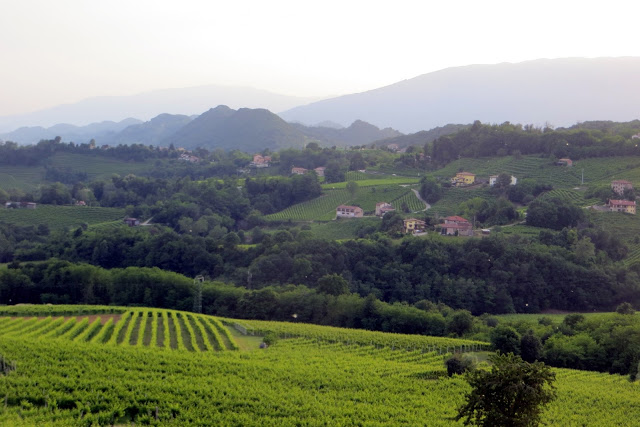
[457,353,556,427]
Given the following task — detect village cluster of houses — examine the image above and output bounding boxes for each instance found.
[450,171,518,187]
[179,153,200,163]
[335,201,475,237]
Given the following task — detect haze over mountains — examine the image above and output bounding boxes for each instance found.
[281,57,640,133]
[2,57,640,147]
[0,85,322,133]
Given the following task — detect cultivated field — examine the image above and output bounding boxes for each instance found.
[0,305,637,425]
[0,205,126,230]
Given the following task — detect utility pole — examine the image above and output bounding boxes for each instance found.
[582,168,584,185]
[193,275,204,313]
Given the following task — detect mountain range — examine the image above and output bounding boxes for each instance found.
[280,57,640,133]
[0,107,403,151]
[0,85,322,133]
[3,57,640,147]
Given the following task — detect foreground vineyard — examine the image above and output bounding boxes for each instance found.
[0,306,638,425]
[0,308,238,352]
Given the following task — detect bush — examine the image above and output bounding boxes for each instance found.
[445,353,475,377]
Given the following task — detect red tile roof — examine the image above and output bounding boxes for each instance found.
[609,199,636,206]
[444,215,470,223]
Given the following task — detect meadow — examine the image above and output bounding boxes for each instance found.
[0,305,637,425]
[0,205,126,231]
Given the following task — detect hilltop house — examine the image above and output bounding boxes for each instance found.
[611,180,633,196]
[403,218,426,234]
[291,167,308,175]
[441,215,473,236]
[336,205,363,218]
[375,202,395,216]
[250,154,272,167]
[451,172,475,187]
[489,175,517,186]
[608,199,636,215]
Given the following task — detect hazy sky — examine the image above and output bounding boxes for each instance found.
[2,0,639,116]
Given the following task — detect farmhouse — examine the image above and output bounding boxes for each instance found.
[441,215,473,236]
[607,199,636,215]
[336,205,363,218]
[291,167,308,175]
[375,202,395,216]
[250,154,271,167]
[403,218,426,234]
[451,172,475,186]
[557,158,573,167]
[611,180,633,196]
[489,175,517,186]
[314,167,326,177]
[179,153,200,163]
[124,217,141,226]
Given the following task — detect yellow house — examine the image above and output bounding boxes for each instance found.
[608,199,636,215]
[452,172,475,186]
[403,218,426,234]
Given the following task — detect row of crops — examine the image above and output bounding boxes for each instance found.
[431,155,640,189]
[537,188,600,207]
[231,319,490,353]
[426,187,492,218]
[0,309,238,352]
[0,205,126,231]
[0,317,638,425]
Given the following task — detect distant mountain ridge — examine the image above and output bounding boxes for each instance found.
[0,85,323,133]
[292,120,401,146]
[280,57,640,133]
[0,118,143,145]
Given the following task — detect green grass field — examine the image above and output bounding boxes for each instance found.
[306,217,381,240]
[0,205,126,230]
[0,154,154,193]
[0,305,637,425]
[48,152,154,181]
[0,165,46,191]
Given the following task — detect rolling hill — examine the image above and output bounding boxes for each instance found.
[280,57,640,133]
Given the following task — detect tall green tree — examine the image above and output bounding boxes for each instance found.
[457,353,556,427]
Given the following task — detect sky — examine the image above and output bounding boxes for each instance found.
[2,0,640,117]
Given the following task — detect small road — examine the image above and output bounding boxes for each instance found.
[411,189,431,212]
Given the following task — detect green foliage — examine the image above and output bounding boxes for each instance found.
[457,353,556,427]
[445,353,475,376]
[490,326,521,355]
[316,273,349,296]
[616,302,636,315]
[526,197,585,230]
[419,176,443,204]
